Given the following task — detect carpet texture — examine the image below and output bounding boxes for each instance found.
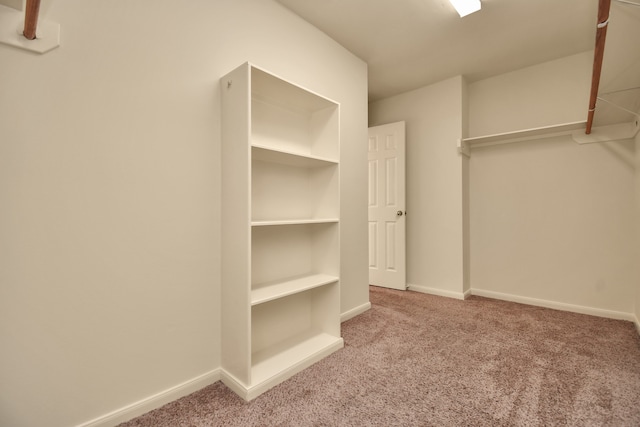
[119,286,640,426]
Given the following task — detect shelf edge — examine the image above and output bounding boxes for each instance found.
[251,143,339,165]
[251,219,339,227]
[464,121,587,148]
[251,274,339,306]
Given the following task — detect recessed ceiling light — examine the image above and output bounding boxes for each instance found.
[449,0,481,17]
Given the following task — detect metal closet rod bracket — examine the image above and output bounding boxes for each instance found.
[0,0,60,53]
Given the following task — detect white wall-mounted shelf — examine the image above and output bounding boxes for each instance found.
[460,118,639,154]
[571,119,640,144]
[463,121,587,148]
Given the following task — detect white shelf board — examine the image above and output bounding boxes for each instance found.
[251,218,339,227]
[250,331,343,392]
[251,273,339,306]
[464,121,587,148]
[252,144,338,167]
[251,65,338,113]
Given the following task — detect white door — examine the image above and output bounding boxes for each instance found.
[368,121,406,290]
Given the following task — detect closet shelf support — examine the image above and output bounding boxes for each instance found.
[0,1,60,53]
[597,97,640,118]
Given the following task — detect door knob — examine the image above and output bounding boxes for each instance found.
[397,210,403,216]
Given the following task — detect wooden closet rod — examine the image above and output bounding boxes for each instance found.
[23,0,41,40]
[586,0,612,134]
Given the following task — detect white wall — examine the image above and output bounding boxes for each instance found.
[0,1,368,426]
[468,52,637,317]
[369,77,468,298]
[470,137,636,315]
[468,51,592,137]
[368,50,636,318]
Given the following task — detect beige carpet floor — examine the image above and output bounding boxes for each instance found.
[119,286,640,426]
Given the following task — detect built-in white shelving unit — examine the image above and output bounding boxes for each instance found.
[220,63,342,401]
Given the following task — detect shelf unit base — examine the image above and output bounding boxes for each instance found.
[221,333,344,401]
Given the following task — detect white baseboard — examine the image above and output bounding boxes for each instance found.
[407,284,467,300]
[220,369,249,400]
[341,301,372,322]
[406,284,637,324]
[76,369,221,427]
[471,288,636,322]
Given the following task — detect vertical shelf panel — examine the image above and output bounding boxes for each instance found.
[220,64,252,386]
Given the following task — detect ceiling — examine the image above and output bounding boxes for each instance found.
[276,0,600,102]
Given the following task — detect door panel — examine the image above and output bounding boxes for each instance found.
[368,122,406,290]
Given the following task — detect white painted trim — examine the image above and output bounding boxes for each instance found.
[634,314,640,337]
[341,301,372,322]
[407,284,467,300]
[471,288,636,322]
[220,369,248,400]
[76,369,221,427]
